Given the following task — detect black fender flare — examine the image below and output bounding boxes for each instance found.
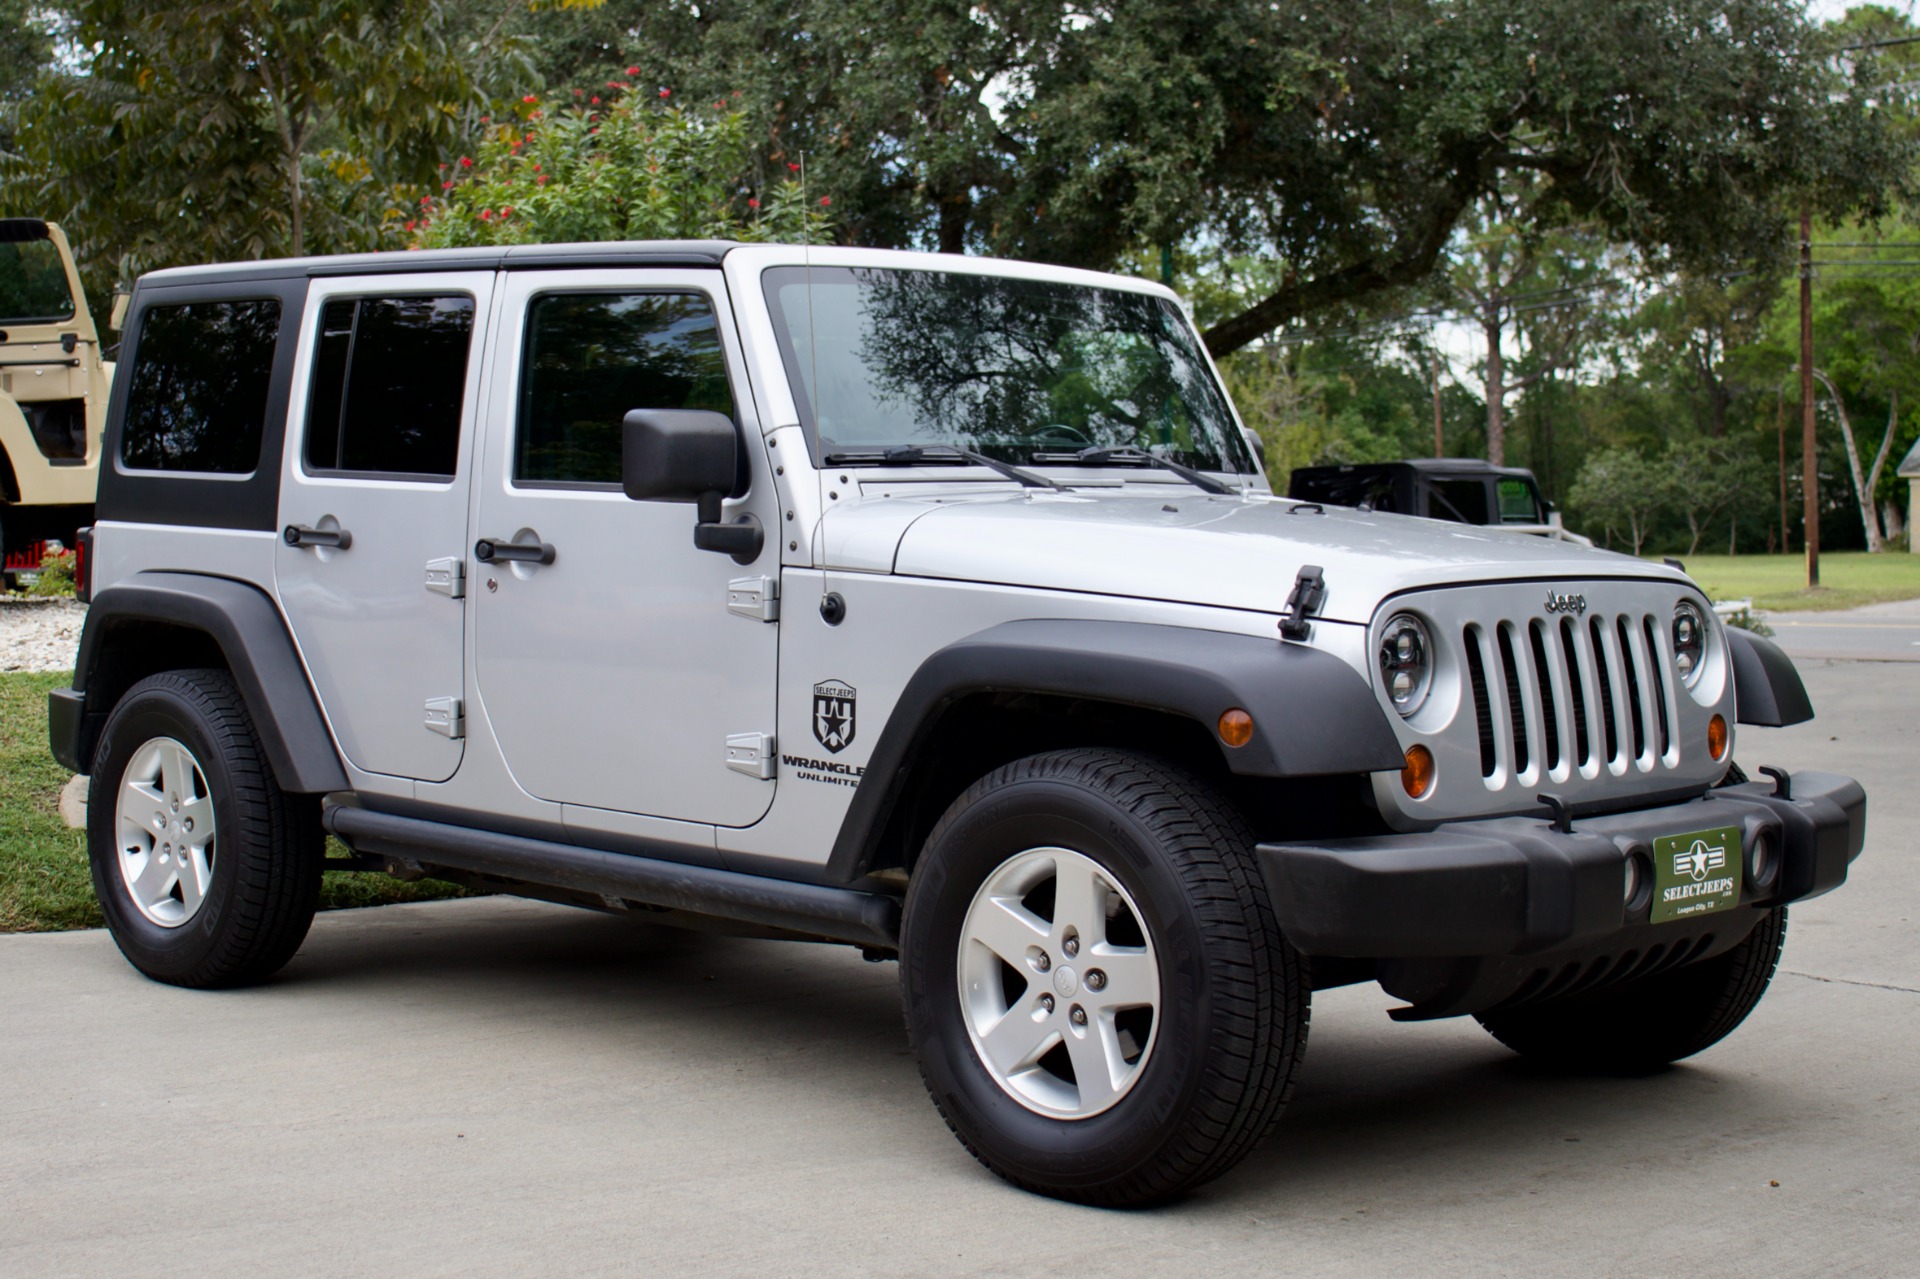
[1724,627,1814,727]
[824,618,1405,880]
[51,571,349,792]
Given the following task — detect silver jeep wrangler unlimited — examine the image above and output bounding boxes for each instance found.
[50,243,1865,1206]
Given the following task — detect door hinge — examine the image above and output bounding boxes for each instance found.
[725,732,777,780]
[424,697,465,739]
[425,557,465,599]
[727,575,780,622]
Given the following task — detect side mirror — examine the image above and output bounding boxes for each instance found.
[621,408,763,564]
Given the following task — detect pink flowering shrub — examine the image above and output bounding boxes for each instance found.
[415,88,830,248]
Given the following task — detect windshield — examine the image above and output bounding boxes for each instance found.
[0,238,77,325]
[763,266,1252,474]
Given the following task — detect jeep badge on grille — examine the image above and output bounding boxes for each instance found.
[1544,589,1588,615]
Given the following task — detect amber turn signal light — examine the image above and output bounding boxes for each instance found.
[1217,708,1254,748]
[1401,745,1435,799]
[1707,713,1729,762]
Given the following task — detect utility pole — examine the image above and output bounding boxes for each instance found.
[1776,392,1789,555]
[1800,208,1820,589]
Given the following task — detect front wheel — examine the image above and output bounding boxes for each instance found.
[1475,907,1788,1073]
[900,749,1310,1206]
[88,668,322,988]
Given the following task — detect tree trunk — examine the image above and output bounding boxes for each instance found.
[1431,355,1444,458]
[287,148,305,259]
[1483,317,1505,466]
[1811,370,1890,553]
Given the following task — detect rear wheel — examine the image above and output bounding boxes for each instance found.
[901,749,1310,1206]
[89,669,322,987]
[1475,907,1788,1072]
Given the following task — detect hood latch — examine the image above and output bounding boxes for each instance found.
[1279,565,1326,642]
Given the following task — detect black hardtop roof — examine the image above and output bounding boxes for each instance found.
[135,239,740,289]
[1292,457,1540,481]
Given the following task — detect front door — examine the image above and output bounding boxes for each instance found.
[470,270,778,827]
[275,272,494,782]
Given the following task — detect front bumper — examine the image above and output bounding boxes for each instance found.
[1258,771,1865,1018]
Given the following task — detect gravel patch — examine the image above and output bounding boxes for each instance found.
[0,598,86,674]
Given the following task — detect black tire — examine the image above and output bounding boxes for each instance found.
[900,749,1310,1206]
[88,668,322,988]
[1475,907,1788,1073]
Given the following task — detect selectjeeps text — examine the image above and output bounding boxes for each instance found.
[48,242,1866,1205]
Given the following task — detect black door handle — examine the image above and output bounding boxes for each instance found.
[474,537,556,565]
[284,524,352,550]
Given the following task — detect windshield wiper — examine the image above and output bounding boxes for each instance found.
[1028,445,1237,496]
[823,444,1062,490]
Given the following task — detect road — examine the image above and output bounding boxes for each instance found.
[1761,596,1920,663]
[2,663,1915,1278]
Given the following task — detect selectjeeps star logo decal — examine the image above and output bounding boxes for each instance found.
[1675,838,1728,883]
[813,680,857,754]
[1544,589,1588,616]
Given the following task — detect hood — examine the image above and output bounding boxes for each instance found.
[820,488,1688,624]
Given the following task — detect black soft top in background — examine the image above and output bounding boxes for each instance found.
[1289,458,1549,526]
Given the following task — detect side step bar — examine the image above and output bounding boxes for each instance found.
[323,806,901,950]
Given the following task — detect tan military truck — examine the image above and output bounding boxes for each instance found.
[1,217,110,578]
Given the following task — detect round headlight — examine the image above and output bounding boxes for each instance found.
[1672,601,1707,688]
[1379,613,1433,716]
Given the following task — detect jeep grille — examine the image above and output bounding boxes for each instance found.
[1370,580,1730,826]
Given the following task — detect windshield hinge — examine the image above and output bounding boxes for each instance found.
[1278,565,1326,642]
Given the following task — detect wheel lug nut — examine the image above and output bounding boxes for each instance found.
[1040,994,1054,1013]
[1063,936,1079,958]
[1070,1006,1087,1026]
[1086,969,1106,991]
[1032,950,1050,973]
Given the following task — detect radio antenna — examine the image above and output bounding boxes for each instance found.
[801,150,820,445]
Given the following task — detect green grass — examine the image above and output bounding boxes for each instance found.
[1653,551,1920,613]
[1,670,465,933]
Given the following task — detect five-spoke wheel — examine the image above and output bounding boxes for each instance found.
[89,669,321,988]
[113,737,218,928]
[958,846,1160,1118]
[902,749,1311,1207]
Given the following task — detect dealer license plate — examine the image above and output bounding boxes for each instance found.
[1650,825,1743,924]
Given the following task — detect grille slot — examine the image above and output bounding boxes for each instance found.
[1590,616,1621,765]
[1529,621,1562,773]
[1643,615,1672,758]
[1496,623,1530,778]
[1560,617,1590,768]
[1464,628,1496,778]
[1617,615,1647,761]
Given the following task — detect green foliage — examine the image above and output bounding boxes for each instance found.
[3,0,478,310]
[24,549,76,599]
[417,89,830,247]
[1571,447,1668,555]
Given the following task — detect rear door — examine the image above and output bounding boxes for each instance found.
[274,272,495,782]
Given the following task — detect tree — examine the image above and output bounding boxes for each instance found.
[5,0,475,298]
[416,88,830,246]
[1438,208,1616,465]
[0,0,60,154]
[1570,446,1667,555]
[1003,0,1908,356]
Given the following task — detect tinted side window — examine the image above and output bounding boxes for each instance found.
[304,295,475,478]
[121,299,281,473]
[517,292,734,485]
[1430,478,1491,525]
[1496,477,1543,524]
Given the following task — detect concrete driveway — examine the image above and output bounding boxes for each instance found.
[3,663,1915,1278]
[1763,596,1920,663]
